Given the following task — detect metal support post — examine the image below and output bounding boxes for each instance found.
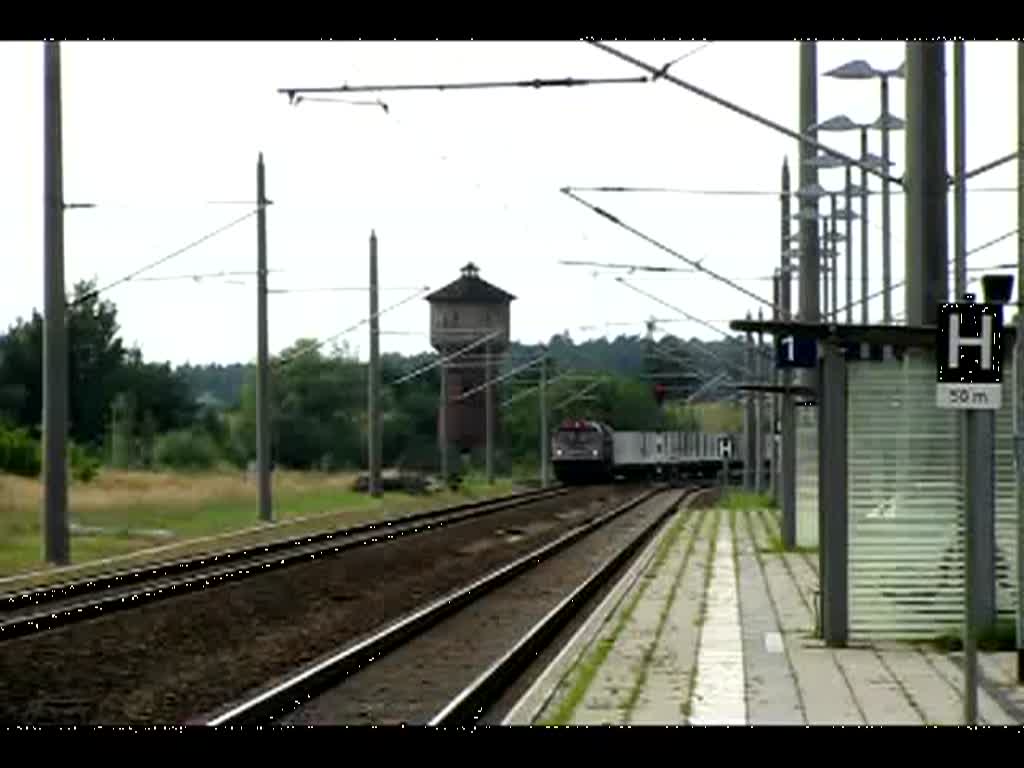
[860,128,870,325]
[798,42,821,328]
[256,154,273,522]
[954,43,968,300]
[1016,39,1024,686]
[881,75,893,324]
[830,200,838,322]
[819,339,848,647]
[368,231,381,497]
[781,374,796,549]
[539,352,549,488]
[769,275,780,502]
[963,408,992,723]
[744,314,755,491]
[904,42,950,327]
[42,40,69,565]
[844,165,853,324]
[755,309,765,494]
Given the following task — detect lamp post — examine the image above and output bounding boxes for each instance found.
[794,180,860,323]
[809,116,876,324]
[824,59,906,325]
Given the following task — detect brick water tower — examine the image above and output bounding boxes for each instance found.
[427,262,515,478]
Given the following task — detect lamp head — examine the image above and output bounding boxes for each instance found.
[982,274,1015,305]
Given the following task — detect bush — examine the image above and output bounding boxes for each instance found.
[0,427,41,477]
[70,442,101,483]
[154,429,222,470]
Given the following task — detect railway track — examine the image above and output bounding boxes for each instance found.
[0,485,569,641]
[2,483,638,725]
[200,483,716,727]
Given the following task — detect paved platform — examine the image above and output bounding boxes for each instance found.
[507,503,1024,726]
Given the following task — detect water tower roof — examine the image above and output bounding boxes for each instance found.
[426,262,516,304]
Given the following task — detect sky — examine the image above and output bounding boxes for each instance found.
[1,40,1020,367]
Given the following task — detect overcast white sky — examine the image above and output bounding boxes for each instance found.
[1,41,1020,367]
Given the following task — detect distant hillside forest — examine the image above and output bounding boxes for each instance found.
[0,281,753,480]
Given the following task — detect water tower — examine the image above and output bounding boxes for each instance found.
[427,262,515,466]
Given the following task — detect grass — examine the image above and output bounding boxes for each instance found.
[719,490,778,512]
[539,501,705,726]
[0,467,520,588]
[929,620,1020,653]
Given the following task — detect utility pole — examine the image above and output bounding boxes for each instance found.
[440,362,449,483]
[486,343,495,484]
[368,230,381,497]
[256,153,273,523]
[42,40,69,565]
[539,351,549,488]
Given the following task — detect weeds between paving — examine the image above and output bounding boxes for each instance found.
[620,506,716,723]
[540,501,710,726]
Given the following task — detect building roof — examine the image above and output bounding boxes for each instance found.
[425,262,517,304]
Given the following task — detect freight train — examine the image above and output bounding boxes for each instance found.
[550,418,753,485]
[549,419,615,484]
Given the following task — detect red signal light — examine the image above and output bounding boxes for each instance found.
[653,383,667,405]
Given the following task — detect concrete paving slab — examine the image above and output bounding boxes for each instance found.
[627,511,713,725]
[567,507,713,725]
[741,512,863,724]
[832,649,923,725]
[735,512,804,725]
[921,650,1017,725]
[690,514,746,726]
[876,648,965,725]
[978,653,1024,720]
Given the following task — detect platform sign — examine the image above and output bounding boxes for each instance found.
[776,334,817,369]
[717,436,733,459]
[936,299,1003,410]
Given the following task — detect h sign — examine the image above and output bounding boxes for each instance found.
[717,436,733,459]
[935,298,1003,410]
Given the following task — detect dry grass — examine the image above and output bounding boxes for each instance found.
[0,468,521,589]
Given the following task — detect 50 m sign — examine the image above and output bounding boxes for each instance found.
[936,382,1002,410]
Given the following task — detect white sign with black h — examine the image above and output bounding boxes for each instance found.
[935,301,1002,410]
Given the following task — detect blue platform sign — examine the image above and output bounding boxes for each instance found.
[776,334,817,369]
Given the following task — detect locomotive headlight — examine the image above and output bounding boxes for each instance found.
[556,449,563,456]
[592,449,598,457]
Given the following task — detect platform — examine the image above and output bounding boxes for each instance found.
[504,502,1024,726]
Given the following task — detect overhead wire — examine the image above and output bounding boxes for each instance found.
[562,188,778,314]
[69,208,260,307]
[273,286,431,370]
